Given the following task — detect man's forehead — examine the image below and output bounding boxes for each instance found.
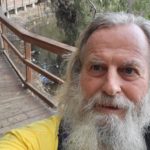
[83,24,150,59]
[84,53,146,69]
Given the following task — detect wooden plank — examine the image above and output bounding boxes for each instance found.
[24,42,32,83]
[0,53,53,136]
[0,112,51,136]
[0,106,52,130]
[0,91,28,102]
[0,95,45,114]
[0,95,27,105]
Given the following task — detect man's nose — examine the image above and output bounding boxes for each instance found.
[101,68,121,96]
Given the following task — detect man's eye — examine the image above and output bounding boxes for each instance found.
[89,64,106,77]
[124,67,135,75]
[119,67,139,80]
[91,65,102,71]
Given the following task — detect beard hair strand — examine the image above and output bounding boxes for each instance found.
[59,83,150,150]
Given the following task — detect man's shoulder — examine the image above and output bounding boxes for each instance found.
[25,115,61,131]
[0,115,61,150]
[10,115,61,135]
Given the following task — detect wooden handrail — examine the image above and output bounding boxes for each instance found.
[0,13,76,108]
[4,50,55,108]
[0,14,76,55]
[25,60,64,84]
[2,34,24,60]
[2,33,65,84]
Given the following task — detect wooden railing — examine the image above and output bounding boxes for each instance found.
[0,13,76,108]
[0,0,37,14]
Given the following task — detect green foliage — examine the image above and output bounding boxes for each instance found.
[50,0,92,45]
[132,0,150,19]
[92,0,129,12]
[50,0,150,46]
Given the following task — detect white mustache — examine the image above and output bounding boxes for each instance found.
[82,93,134,112]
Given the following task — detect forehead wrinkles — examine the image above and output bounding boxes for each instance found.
[87,24,149,48]
[80,24,149,63]
[82,50,147,70]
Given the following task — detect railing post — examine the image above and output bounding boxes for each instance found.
[14,0,18,14]
[6,0,10,18]
[1,24,8,51]
[24,42,32,83]
[0,23,4,50]
[32,3,35,8]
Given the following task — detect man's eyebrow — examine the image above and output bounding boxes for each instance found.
[122,60,143,67]
[121,60,145,71]
[86,57,105,64]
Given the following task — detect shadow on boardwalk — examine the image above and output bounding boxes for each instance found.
[0,52,53,136]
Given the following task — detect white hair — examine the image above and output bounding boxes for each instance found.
[63,12,150,87]
[59,82,150,150]
[55,12,150,150]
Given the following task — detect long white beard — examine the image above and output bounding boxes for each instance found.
[60,84,150,150]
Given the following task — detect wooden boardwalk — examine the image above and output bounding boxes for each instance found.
[0,52,53,136]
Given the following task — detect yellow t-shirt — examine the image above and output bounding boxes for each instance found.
[0,115,61,150]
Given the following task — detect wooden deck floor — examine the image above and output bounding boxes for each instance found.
[0,52,53,136]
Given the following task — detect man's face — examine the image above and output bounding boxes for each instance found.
[80,24,149,118]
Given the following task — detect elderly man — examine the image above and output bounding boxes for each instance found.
[1,12,150,150]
